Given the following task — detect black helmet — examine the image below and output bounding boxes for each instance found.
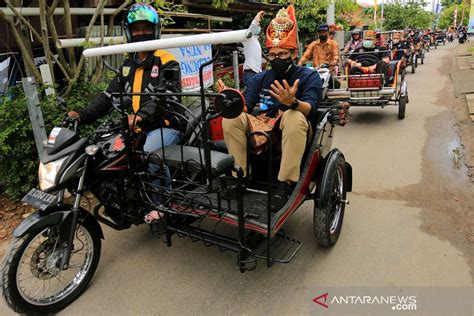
[351,28,361,36]
[123,3,161,43]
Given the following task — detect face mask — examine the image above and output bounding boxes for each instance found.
[319,34,328,41]
[253,26,261,36]
[363,40,374,49]
[131,34,154,43]
[270,57,293,78]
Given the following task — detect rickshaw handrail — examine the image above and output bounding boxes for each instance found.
[83,29,253,57]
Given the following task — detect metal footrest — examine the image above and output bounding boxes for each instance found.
[252,230,302,264]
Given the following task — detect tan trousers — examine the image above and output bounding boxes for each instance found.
[222,110,309,182]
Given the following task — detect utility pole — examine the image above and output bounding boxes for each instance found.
[327,0,335,25]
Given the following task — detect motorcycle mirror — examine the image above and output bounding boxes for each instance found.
[214,88,245,119]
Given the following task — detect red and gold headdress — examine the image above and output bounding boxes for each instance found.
[265,5,298,50]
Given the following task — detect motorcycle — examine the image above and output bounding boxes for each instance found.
[1,32,352,314]
[447,33,454,43]
[459,31,467,44]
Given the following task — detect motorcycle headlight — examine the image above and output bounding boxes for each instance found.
[38,157,67,191]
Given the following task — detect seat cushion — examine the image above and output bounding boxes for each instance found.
[150,145,234,175]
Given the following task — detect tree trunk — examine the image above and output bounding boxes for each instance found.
[0,10,42,81]
[64,0,108,96]
[39,0,56,85]
[46,0,74,78]
[62,0,77,70]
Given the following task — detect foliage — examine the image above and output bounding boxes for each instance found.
[438,0,471,29]
[211,0,234,10]
[335,0,364,30]
[143,0,186,26]
[0,80,106,201]
[382,1,434,30]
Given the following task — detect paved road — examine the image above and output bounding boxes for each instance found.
[1,44,472,315]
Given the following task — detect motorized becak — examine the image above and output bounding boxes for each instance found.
[1,30,352,314]
[327,51,408,119]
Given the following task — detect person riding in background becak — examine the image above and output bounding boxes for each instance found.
[346,30,390,84]
[390,32,408,61]
[219,5,323,210]
[67,3,182,227]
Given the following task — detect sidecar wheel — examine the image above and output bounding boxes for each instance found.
[314,154,348,247]
[398,95,407,120]
[1,221,101,314]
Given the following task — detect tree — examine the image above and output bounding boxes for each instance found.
[382,1,434,30]
[335,0,364,30]
[438,0,471,28]
[0,0,132,95]
[0,0,183,96]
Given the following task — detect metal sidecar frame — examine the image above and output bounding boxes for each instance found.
[85,29,353,272]
[327,51,408,119]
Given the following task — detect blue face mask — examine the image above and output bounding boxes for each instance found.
[363,40,375,49]
[253,26,261,36]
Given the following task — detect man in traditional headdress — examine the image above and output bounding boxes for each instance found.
[220,5,322,210]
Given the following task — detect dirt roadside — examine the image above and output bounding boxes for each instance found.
[451,41,474,178]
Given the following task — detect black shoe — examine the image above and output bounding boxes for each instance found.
[271,182,294,211]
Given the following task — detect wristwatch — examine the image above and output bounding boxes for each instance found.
[289,99,299,110]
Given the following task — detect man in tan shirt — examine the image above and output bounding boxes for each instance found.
[298,24,340,74]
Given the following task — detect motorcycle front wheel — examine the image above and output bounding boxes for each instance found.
[1,221,101,314]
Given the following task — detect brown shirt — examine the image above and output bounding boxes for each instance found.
[300,39,339,69]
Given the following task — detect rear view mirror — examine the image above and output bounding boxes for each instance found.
[214,88,245,119]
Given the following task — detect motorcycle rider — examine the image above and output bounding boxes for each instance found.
[343,28,363,54]
[221,5,322,210]
[67,3,181,224]
[298,24,339,74]
[298,24,340,87]
[375,28,387,49]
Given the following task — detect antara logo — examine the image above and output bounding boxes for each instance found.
[313,292,329,308]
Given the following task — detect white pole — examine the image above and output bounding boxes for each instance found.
[0,7,232,22]
[57,36,126,48]
[83,29,252,57]
[381,0,384,30]
[327,0,335,25]
[0,7,117,16]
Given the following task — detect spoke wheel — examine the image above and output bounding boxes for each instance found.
[314,154,348,247]
[1,220,101,314]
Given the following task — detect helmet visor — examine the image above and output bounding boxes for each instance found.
[126,3,159,26]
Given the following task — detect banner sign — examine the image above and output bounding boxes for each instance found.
[166,44,213,91]
[469,0,474,33]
